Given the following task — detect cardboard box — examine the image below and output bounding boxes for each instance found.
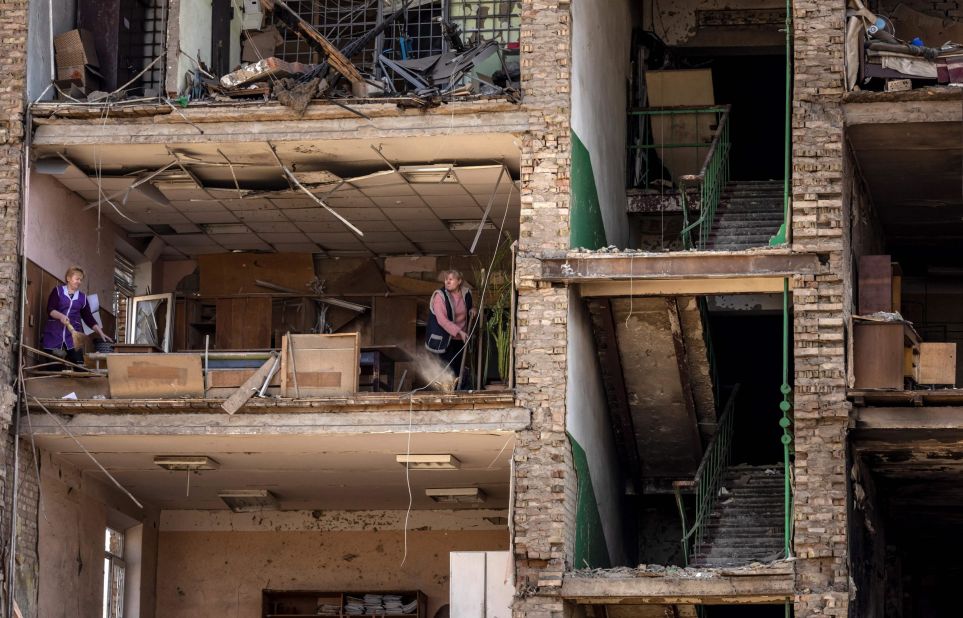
[55,64,103,92]
[54,29,99,68]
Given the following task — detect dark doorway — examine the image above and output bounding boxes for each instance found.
[680,54,788,181]
[707,312,786,465]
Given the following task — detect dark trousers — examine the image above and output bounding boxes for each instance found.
[44,346,84,370]
[441,339,467,389]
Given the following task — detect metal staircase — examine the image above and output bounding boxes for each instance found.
[706,180,786,251]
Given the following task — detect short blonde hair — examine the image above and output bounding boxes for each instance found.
[442,269,464,281]
[64,266,85,281]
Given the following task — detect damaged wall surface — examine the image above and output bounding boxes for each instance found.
[570,0,632,250]
[642,0,786,48]
[37,452,160,618]
[155,510,509,617]
[24,171,123,307]
[566,289,626,568]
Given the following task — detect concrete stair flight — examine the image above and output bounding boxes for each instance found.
[690,464,786,568]
[706,180,785,251]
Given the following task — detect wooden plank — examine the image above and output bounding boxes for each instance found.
[281,333,359,396]
[644,69,715,182]
[106,353,204,398]
[24,375,110,399]
[579,278,787,298]
[221,353,278,414]
[855,406,963,430]
[198,252,315,296]
[206,367,281,389]
[919,342,957,386]
[858,255,893,314]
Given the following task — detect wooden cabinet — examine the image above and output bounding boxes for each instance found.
[216,297,273,349]
[854,320,920,389]
[261,589,426,618]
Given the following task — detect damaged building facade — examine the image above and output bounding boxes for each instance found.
[0,0,959,616]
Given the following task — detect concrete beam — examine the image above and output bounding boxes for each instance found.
[561,565,795,604]
[854,407,963,432]
[578,277,788,297]
[21,407,531,437]
[540,251,821,284]
[843,89,963,126]
[30,102,531,146]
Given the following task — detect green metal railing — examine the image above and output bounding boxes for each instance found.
[779,279,794,559]
[628,105,731,249]
[673,384,741,566]
[678,107,731,250]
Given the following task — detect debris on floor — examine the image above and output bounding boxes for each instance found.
[49,0,520,110]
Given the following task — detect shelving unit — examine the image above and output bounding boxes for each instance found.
[262,589,427,618]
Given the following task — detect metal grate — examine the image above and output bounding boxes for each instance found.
[269,0,382,70]
[268,0,519,73]
[448,0,520,47]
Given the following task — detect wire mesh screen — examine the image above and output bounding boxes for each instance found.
[382,1,444,60]
[448,0,520,46]
[142,0,167,90]
[269,0,382,70]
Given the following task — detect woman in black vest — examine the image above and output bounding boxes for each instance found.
[425,270,475,388]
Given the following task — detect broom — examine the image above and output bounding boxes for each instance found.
[66,322,88,351]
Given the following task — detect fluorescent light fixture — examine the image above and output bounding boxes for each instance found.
[217,489,279,512]
[201,223,250,235]
[396,454,461,470]
[34,157,71,175]
[446,219,495,232]
[425,487,486,504]
[153,455,220,471]
[399,165,456,183]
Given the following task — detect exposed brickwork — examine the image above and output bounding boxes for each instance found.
[791,0,850,615]
[513,1,574,616]
[0,0,30,614]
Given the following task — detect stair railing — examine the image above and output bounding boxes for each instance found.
[627,105,731,249]
[678,105,731,250]
[673,383,740,566]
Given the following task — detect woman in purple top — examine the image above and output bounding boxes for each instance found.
[42,266,112,365]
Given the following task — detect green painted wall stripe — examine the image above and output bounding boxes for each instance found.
[569,434,612,569]
[570,131,607,250]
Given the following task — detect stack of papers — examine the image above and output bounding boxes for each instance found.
[344,596,365,615]
[401,599,419,614]
[383,595,403,613]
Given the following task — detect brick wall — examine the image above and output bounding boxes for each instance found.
[791,0,850,615]
[0,0,29,614]
[513,1,574,616]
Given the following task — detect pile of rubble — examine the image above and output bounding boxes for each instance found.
[53,0,519,112]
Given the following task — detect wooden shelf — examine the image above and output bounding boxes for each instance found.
[262,589,426,618]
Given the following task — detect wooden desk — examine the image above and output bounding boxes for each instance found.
[360,345,412,392]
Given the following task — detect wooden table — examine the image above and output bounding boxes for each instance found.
[360,345,412,392]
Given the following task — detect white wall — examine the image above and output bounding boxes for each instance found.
[27,0,78,101]
[25,171,124,305]
[571,0,633,249]
[565,290,626,566]
[172,0,242,95]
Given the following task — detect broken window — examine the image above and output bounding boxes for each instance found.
[113,253,136,345]
[267,0,383,69]
[448,0,520,47]
[102,527,126,618]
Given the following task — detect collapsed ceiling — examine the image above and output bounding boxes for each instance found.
[33,136,521,258]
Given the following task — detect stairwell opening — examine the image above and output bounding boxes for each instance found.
[596,293,791,567]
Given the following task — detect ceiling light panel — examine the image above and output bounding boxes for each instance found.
[154,455,219,471]
[396,454,461,470]
[425,487,486,504]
